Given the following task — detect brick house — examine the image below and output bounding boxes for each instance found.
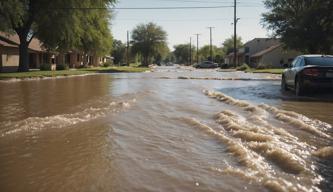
[1,32,108,72]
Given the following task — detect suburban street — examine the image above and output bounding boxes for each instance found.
[0,67,332,192]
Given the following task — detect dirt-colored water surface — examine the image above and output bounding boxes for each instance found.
[1,66,332,192]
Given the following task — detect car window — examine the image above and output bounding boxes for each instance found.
[291,57,299,68]
[298,58,305,67]
[305,57,333,66]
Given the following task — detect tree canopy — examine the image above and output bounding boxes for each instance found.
[262,0,333,54]
[222,35,243,55]
[199,45,224,62]
[112,40,126,65]
[0,0,115,71]
[131,22,168,66]
[173,44,195,64]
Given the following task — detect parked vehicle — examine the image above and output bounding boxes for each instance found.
[193,61,218,69]
[281,55,333,96]
[165,62,174,66]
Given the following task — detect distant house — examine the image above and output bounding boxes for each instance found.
[250,44,300,68]
[0,32,55,72]
[225,38,300,68]
[0,32,109,72]
[225,51,245,67]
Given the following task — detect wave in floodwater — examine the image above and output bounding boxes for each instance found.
[204,90,332,138]
[176,76,280,81]
[0,98,136,137]
[313,146,333,159]
[183,90,332,192]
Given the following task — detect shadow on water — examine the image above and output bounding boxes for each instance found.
[318,157,333,192]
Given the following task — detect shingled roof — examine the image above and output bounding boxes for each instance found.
[0,32,45,52]
[250,44,282,58]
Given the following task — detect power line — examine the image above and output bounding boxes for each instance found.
[44,5,260,10]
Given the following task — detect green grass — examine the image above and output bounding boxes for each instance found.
[0,66,150,80]
[245,68,284,74]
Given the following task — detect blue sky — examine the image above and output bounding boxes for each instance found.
[111,0,270,49]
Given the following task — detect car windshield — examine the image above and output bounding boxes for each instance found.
[305,57,333,66]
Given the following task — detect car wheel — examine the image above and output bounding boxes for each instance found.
[281,76,289,91]
[295,79,304,96]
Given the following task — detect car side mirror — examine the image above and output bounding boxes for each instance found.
[283,63,289,68]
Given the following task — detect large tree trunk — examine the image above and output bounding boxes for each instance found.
[17,32,30,72]
[18,42,29,72]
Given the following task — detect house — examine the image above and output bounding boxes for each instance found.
[0,32,56,72]
[1,32,109,72]
[250,44,301,68]
[225,38,300,68]
[225,51,245,67]
[241,38,280,66]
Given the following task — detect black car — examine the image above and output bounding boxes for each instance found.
[281,55,333,96]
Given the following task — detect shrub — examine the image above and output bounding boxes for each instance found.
[103,61,112,67]
[56,64,69,71]
[40,64,52,71]
[236,63,250,71]
[256,63,274,69]
[220,63,230,69]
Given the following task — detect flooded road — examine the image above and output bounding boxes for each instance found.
[0,66,332,192]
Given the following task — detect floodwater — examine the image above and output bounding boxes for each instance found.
[0,66,332,192]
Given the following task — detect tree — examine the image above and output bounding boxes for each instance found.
[199,45,224,62]
[154,44,170,65]
[262,0,333,54]
[173,44,195,64]
[0,0,115,71]
[222,35,243,55]
[164,52,176,63]
[131,23,168,66]
[112,40,126,65]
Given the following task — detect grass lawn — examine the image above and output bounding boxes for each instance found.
[245,68,284,74]
[0,66,150,80]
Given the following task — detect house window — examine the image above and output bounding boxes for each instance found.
[77,54,80,62]
[43,54,48,64]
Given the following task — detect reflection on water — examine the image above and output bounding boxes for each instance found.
[0,68,332,192]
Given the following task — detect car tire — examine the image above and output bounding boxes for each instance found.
[281,76,289,91]
[295,78,305,96]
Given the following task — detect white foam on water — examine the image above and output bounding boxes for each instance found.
[0,99,136,137]
[258,104,330,138]
[184,118,317,192]
[191,90,332,191]
[313,146,333,159]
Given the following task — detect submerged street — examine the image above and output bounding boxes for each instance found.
[0,66,332,192]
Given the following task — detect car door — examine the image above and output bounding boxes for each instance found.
[286,57,299,85]
[290,57,303,86]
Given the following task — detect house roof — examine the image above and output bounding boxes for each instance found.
[227,51,244,57]
[0,39,17,48]
[250,44,282,58]
[243,38,280,47]
[0,32,45,52]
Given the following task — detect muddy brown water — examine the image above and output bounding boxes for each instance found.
[0,67,332,192]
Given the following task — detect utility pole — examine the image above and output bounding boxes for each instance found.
[233,0,237,67]
[194,34,200,64]
[189,37,192,65]
[126,30,130,66]
[207,27,215,62]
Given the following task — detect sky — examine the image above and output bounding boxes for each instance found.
[111,0,271,50]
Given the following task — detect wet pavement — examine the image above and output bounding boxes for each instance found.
[0,66,332,192]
